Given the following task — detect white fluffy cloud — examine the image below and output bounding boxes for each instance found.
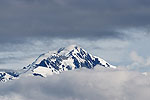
[130,51,145,64]
[0,67,150,100]
[126,51,150,71]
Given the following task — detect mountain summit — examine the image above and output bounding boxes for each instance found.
[0,45,116,82]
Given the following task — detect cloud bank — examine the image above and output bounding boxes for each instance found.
[0,67,150,100]
[0,0,150,42]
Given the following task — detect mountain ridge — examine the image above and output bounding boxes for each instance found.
[0,45,116,82]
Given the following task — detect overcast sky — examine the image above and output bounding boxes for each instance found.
[0,0,150,71]
[0,0,150,40]
[1,1,150,100]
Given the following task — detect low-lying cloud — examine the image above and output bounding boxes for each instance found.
[0,67,150,100]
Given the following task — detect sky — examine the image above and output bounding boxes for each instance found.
[0,1,150,100]
[0,0,150,71]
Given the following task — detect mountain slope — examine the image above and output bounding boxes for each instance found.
[0,69,19,82]
[23,45,116,77]
[0,45,116,82]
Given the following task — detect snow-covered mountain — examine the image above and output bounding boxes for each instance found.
[0,45,116,82]
[0,69,19,82]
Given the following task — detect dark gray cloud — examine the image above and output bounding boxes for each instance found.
[0,0,150,42]
[0,67,150,100]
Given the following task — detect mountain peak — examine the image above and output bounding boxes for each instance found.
[66,44,79,49]
[57,45,83,56]
[57,44,80,54]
